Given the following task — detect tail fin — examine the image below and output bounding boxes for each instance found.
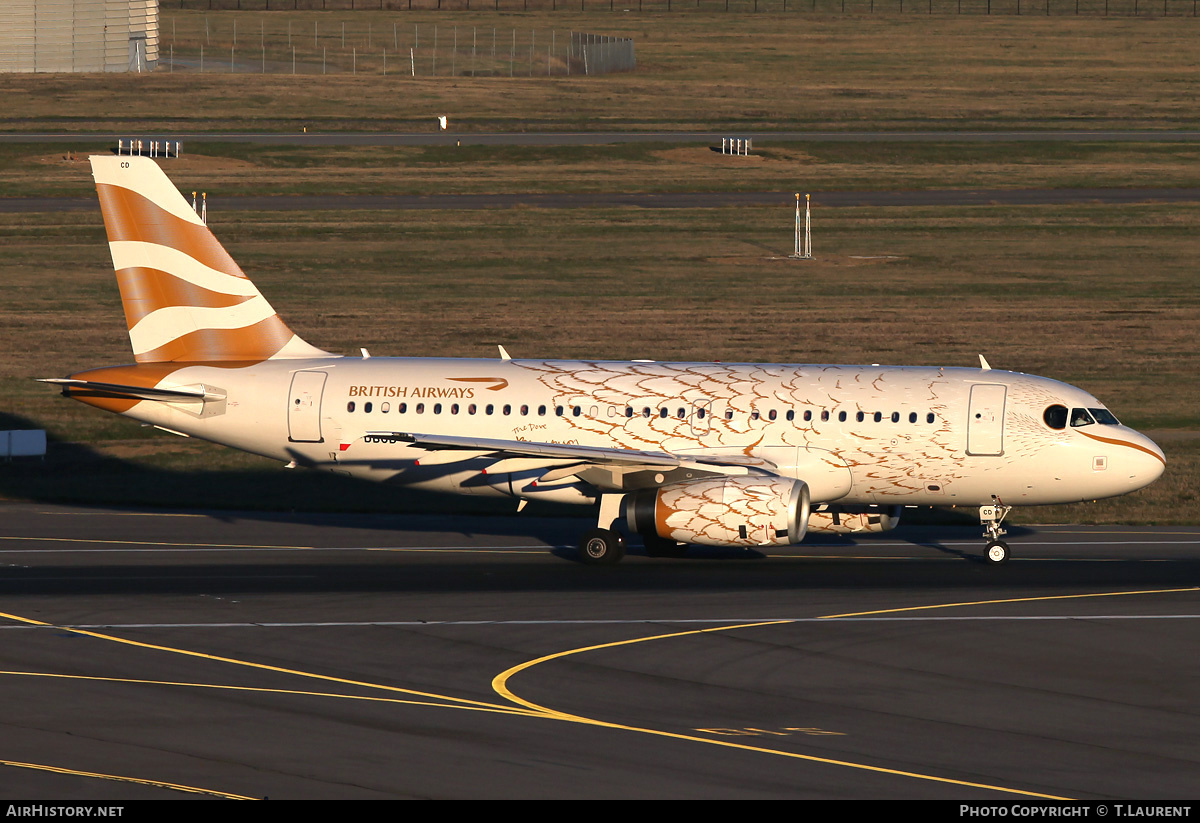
[90,155,331,363]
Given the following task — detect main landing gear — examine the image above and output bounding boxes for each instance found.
[577,493,691,564]
[980,496,1013,565]
[578,493,627,566]
[578,528,626,565]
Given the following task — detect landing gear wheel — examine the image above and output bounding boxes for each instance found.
[642,532,689,558]
[579,528,626,566]
[985,540,1010,565]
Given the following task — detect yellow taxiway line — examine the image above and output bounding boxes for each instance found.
[491,586,1200,799]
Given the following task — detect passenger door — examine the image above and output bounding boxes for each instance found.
[966,384,1006,456]
[288,371,327,443]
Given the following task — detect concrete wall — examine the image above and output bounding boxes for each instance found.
[0,1,158,73]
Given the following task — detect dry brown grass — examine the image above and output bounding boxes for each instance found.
[4,13,1200,133]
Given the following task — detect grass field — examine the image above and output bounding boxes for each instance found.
[4,13,1200,134]
[0,10,1196,523]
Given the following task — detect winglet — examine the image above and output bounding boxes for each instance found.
[498,345,512,361]
[979,354,992,371]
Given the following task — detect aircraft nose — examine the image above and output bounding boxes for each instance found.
[1122,429,1166,491]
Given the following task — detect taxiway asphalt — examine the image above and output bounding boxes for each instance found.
[8,188,1200,213]
[1,503,1197,799]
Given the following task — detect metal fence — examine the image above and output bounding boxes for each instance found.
[161,16,635,75]
[577,33,635,76]
[169,0,1200,14]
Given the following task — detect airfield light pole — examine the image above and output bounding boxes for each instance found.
[790,193,812,260]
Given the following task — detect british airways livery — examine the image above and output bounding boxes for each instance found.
[44,156,1166,565]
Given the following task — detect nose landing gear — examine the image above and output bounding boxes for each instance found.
[980,496,1013,564]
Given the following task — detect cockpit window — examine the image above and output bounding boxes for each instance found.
[1089,407,1120,426]
[1043,404,1068,430]
[1070,408,1096,427]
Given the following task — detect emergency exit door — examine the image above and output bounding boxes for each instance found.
[966,383,1006,456]
[288,371,327,443]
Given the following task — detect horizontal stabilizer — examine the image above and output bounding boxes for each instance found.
[39,378,217,402]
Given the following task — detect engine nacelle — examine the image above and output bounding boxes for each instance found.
[807,505,902,535]
[628,476,810,547]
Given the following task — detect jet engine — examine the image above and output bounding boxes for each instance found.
[627,476,810,547]
[807,505,902,535]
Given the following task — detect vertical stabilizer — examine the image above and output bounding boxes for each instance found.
[90,155,331,363]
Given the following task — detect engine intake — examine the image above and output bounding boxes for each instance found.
[628,476,810,547]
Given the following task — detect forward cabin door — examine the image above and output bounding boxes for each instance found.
[966,384,1006,456]
[288,371,327,443]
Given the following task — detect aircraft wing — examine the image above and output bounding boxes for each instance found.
[364,430,760,490]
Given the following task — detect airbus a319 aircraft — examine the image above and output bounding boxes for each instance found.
[44,156,1166,565]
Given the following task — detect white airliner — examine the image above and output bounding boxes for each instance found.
[44,156,1166,565]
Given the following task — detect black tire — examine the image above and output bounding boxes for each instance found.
[985,540,1010,565]
[578,528,625,566]
[642,531,689,558]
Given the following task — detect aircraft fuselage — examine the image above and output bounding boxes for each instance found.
[67,357,1165,510]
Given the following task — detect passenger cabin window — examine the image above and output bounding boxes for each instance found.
[838,411,847,422]
[1044,405,1068,430]
[347,401,355,413]
[364,402,373,413]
